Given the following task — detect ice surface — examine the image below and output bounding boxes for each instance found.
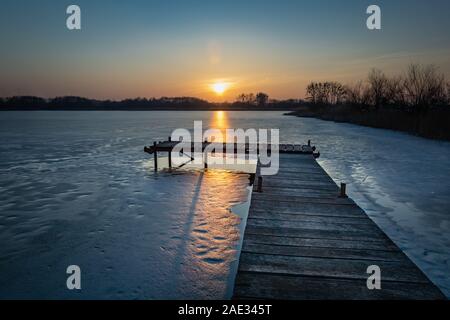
[0,111,449,298]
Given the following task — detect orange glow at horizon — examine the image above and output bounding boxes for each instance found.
[211,82,230,96]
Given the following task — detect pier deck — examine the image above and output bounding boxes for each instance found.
[233,153,445,300]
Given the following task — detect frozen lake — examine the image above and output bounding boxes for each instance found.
[0,111,449,299]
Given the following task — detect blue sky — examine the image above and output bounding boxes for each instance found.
[1,0,449,100]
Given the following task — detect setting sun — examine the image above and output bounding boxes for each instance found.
[211,82,229,95]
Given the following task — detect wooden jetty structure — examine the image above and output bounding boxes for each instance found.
[145,140,445,299]
[144,139,319,171]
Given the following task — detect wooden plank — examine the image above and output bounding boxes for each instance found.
[234,273,445,300]
[238,253,431,283]
[264,178,336,186]
[241,242,408,262]
[243,233,399,251]
[262,181,337,189]
[274,168,327,174]
[245,225,389,242]
[256,187,340,198]
[262,182,339,191]
[249,203,367,217]
[246,217,381,234]
[267,173,335,181]
[252,193,355,205]
[248,212,374,225]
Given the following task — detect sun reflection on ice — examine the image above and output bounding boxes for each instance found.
[209,111,230,139]
[166,169,251,298]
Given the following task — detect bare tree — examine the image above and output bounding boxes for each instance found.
[385,76,406,106]
[345,81,370,106]
[256,92,269,106]
[367,69,388,109]
[323,82,331,104]
[316,83,327,104]
[403,64,446,110]
[306,82,319,104]
[330,82,346,104]
[236,93,256,105]
[247,93,256,105]
[236,94,246,104]
[306,82,345,105]
[447,82,450,105]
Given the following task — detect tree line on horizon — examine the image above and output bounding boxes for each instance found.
[0,96,214,109]
[0,91,302,109]
[306,64,450,111]
[0,92,305,109]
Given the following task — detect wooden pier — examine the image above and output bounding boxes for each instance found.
[144,140,445,299]
[233,153,445,300]
[144,139,319,171]
[144,140,318,157]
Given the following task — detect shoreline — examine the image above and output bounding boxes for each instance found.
[0,106,297,112]
[286,106,450,142]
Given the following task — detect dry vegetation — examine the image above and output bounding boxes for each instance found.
[294,64,450,140]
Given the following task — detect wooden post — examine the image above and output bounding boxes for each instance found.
[249,173,256,185]
[339,183,347,198]
[257,176,263,193]
[203,138,208,169]
[168,136,172,169]
[254,158,263,192]
[153,141,158,172]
